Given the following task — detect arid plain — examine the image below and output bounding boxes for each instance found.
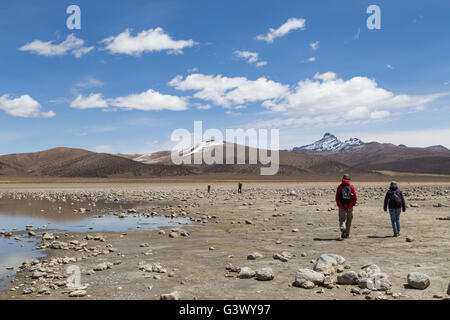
[0,179,449,300]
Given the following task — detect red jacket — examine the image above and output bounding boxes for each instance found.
[336,179,357,209]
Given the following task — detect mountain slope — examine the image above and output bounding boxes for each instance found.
[135,141,372,176]
[0,148,194,178]
[296,141,450,175]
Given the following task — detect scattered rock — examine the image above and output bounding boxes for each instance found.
[23,287,35,295]
[351,288,361,295]
[69,290,87,297]
[247,252,263,260]
[406,235,414,242]
[323,276,336,289]
[273,252,292,262]
[238,267,256,279]
[42,233,54,241]
[313,254,345,275]
[359,273,391,291]
[294,268,325,287]
[255,267,274,281]
[94,262,112,271]
[160,291,181,300]
[337,271,359,285]
[407,272,430,290]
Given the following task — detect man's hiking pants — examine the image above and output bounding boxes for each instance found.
[339,207,353,237]
[389,207,401,235]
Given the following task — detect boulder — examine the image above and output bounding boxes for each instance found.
[407,272,430,290]
[294,280,315,289]
[255,267,274,281]
[238,267,256,279]
[359,273,391,291]
[294,268,325,287]
[358,264,381,278]
[337,271,359,285]
[313,254,345,275]
[323,276,336,289]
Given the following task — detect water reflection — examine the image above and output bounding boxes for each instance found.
[0,197,190,291]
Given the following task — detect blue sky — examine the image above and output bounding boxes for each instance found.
[0,0,449,155]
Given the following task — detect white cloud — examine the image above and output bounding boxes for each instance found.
[310,41,319,51]
[256,61,267,67]
[19,34,93,58]
[234,50,267,67]
[171,71,447,127]
[100,28,195,56]
[75,77,104,89]
[266,72,448,116]
[370,110,390,119]
[71,90,188,112]
[188,67,199,73]
[195,103,211,110]
[72,46,95,58]
[71,94,108,110]
[168,73,289,108]
[313,72,336,81]
[110,89,188,111]
[256,18,306,43]
[307,57,316,62]
[0,94,55,118]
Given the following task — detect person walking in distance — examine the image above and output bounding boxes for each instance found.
[207,185,211,193]
[336,174,357,240]
[383,181,406,237]
[238,182,243,194]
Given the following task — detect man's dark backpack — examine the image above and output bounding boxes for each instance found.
[340,185,354,204]
[389,191,402,208]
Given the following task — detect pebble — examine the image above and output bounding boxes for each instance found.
[160,291,181,300]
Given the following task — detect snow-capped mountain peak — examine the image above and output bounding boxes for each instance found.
[295,133,364,152]
[180,140,224,157]
[133,140,224,164]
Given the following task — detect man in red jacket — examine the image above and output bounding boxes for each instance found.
[336,174,357,240]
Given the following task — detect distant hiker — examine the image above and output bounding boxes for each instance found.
[336,174,357,240]
[208,185,211,193]
[238,182,243,194]
[383,181,406,237]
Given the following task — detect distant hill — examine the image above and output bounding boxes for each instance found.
[133,141,372,176]
[425,145,450,152]
[0,147,194,178]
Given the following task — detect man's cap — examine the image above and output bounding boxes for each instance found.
[343,174,351,180]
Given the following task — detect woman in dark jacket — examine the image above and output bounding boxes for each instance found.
[383,181,406,237]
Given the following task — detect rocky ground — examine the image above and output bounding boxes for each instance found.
[0,182,449,300]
